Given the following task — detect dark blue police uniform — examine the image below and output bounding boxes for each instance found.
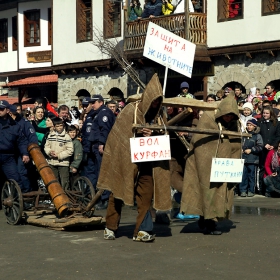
[14,113,38,192]
[88,104,115,201]
[0,111,28,191]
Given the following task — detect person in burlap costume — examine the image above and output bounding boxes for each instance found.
[97,74,171,242]
[180,92,241,235]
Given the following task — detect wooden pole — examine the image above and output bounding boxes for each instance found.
[167,107,193,126]
[132,124,251,137]
[162,66,169,97]
[185,0,189,40]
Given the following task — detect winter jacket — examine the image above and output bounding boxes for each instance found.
[88,105,115,147]
[70,138,83,170]
[142,0,162,18]
[44,129,73,166]
[258,118,280,147]
[15,115,38,145]
[264,149,280,177]
[128,5,142,20]
[162,1,174,15]
[242,128,263,164]
[81,109,95,153]
[0,115,28,156]
[32,118,47,146]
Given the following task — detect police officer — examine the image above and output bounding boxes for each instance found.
[9,104,38,193]
[88,95,115,209]
[81,97,98,188]
[0,100,29,191]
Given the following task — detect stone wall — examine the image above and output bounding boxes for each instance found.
[57,67,155,107]
[207,53,280,95]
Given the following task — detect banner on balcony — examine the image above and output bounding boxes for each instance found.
[143,22,196,78]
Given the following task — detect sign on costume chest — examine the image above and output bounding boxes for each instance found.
[210,158,244,183]
[130,135,171,163]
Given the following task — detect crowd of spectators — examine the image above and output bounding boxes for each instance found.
[200,82,280,198]
[0,96,124,210]
[127,0,201,21]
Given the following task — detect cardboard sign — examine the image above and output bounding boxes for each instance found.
[143,22,196,78]
[130,135,171,163]
[210,158,244,183]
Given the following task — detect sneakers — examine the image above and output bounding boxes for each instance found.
[133,231,155,242]
[247,192,255,197]
[240,192,247,197]
[104,228,115,240]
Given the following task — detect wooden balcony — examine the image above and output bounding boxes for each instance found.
[124,13,208,60]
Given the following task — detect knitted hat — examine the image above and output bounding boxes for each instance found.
[242,102,253,112]
[180,81,189,89]
[247,118,258,127]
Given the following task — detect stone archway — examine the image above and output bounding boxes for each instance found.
[101,78,127,98]
[213,69,254,94]
[256,63,280,91]
[70,80,96,101]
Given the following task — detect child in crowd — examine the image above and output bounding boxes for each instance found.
[67,125,83,184]
[239,118,263,197]
[44,117,73,190]
[240,102,253,131]
[247,87,257,103]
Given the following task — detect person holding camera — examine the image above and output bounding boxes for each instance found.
[162,0,174,15]
[128,0,142,21]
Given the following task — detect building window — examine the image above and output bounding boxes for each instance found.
[217,0,243,22]
[48,8,52,45]
[0,18,8,52]
[262,0,280,15]
[12,16,18,51]
[76,0,92,43]
[24,10,40,46]
[104,0,121,38]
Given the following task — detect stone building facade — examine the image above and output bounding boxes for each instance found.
[207,53,280,95]
[57,68,156,107]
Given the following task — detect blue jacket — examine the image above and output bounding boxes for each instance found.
[142,0,162,18]
[242,129,263,164]
[0,116,28,156]
[88,105,115,147]
[16,115,38,145]
[81,109,95,153]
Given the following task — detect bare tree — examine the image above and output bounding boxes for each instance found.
[92,26,146,90]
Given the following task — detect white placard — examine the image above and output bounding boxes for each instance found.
[143,22,196,78]
[130,135,171,163]
[210,158,244,183]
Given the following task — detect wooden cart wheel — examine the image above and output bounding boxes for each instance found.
[1,179,23,225]
[70,176,95,217]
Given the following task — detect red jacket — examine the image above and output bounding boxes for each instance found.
[264,91,276,101]
[264,149,280,177]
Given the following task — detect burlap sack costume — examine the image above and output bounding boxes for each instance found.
[180,93,241,220]
[97,74,171,211]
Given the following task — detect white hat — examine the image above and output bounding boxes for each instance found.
[242,102,253,112]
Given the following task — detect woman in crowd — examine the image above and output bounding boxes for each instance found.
[128,0,142,21]
[258,106,280,195]
[205,94,217,103]
[32,106,47,146]
[264,140,280,197]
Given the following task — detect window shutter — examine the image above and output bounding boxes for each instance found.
[12,16,18,51]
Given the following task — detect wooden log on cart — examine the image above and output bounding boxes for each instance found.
[126,95,243,112]
[132,124,252,138]
[167,107,193,126]
[28,143,72,217]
